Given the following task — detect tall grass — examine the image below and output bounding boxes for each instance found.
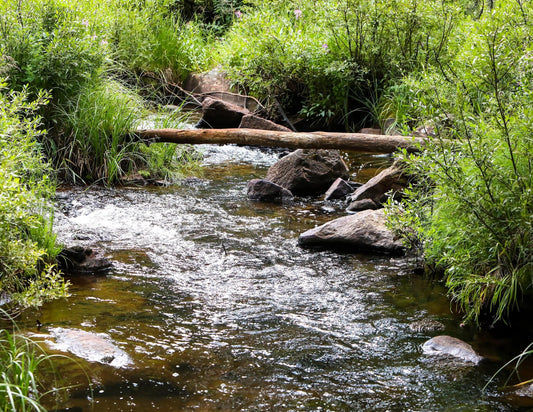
[0,327,49,412]
[0,0,212,184]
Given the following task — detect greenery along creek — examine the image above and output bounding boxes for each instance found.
[0,0,532,406]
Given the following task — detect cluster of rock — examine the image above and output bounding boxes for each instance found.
[244,143,409,254]
[193,94,412,255]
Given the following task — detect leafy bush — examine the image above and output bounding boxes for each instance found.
[0,0,106,104]
[218,0,460,129]
[387,0,533,325]
[0,81,67,306]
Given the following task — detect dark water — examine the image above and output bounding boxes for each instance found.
[10,146,533,411]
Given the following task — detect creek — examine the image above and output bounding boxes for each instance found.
[11,144,532,410]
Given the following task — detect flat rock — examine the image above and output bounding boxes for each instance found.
[298,209,405,254]
[196,97,250,129]
[247,179,293,203]
[266,149,349,196]
[239,114,291,131]
[324,178,354,201]
[347,162,408,211]
[422,335,484,364]
[48,328,131,367]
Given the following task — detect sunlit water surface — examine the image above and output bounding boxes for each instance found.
[11,146,532,411]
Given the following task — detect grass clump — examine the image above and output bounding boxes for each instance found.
[0,0,208,185]
[0,326,49,412]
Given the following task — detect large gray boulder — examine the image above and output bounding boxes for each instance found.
[247,179,293,203]
[196,97,250,129]
[298,209,405,254]
[422,335,484,364]
[347,162,409,212]
[266,149,349,196]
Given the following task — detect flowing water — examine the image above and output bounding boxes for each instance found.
[9,145,533,411]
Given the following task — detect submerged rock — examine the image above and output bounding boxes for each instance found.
[247,179,294,203]
[409,319,446,333]
[266,149,349,196]
[422,335,484,364]
[57,246,112,276]
[48,328,131,367]
[298,209,405,254]
[512,383,533,397]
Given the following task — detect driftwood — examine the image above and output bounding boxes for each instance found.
[135,128,427,153]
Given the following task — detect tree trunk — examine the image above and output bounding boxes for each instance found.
[134,128,426,153]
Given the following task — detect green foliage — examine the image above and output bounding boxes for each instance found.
[0,0,106,104]
[0,316,74,411]
[170,0,245,35]
[218,0,461,129]
[58,78,145,184]
[1,0,212,184]
[109,3,212,81]
[0,326,47,411]
[387,0,533,325]
[138,108,203,182]
[0,81,67,307]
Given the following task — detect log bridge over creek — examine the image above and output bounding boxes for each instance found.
[134,128,428,153]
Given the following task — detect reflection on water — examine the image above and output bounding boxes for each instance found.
[10,146,527,410]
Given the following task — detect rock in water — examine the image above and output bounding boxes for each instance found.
[409,319,446,333]
[324,178,354,201]
[422,335,484,364]
[196,97,250,129]
[48,328,131,367]
[247,179,294,203]
[266,149,349,196]
[347,162,408,211]
[57,246,112,276]
[298,209,405,254]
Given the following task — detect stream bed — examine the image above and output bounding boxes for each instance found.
[10,145,533,411]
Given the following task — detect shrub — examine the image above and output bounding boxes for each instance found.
[387,0,533,325]
[0,0,106,104]
[218,0,460,129]
[0,81,67,306]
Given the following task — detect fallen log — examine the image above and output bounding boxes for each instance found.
[134,128,427,153]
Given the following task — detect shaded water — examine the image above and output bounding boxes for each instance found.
[11,146,532,410]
